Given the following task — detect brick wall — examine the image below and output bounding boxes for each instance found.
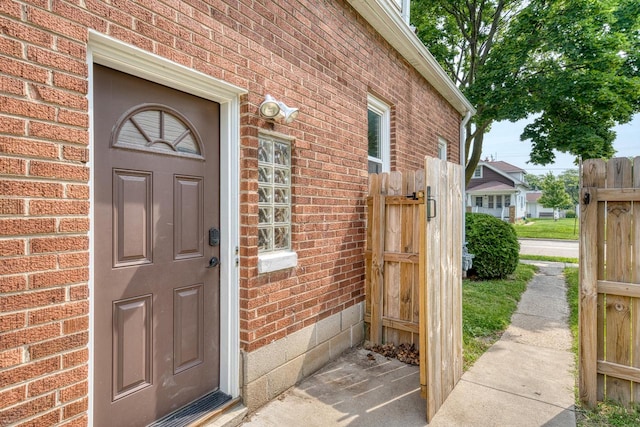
[0,0,462,425]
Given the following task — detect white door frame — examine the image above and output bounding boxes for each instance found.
[87,31,245,425]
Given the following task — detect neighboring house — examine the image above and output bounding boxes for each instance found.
[526,191,569,218]
[0,1,474,426]
[466,161,529,221]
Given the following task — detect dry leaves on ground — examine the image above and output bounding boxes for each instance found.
[365,342,419,365]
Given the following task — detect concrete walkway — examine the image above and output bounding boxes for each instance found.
[240,261,576,427]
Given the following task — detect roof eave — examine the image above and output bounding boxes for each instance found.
[348,0,475,116]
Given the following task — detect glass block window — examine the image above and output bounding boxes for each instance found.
[258,135,291,253]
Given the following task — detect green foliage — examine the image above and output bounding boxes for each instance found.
[513,218,579,240]
[524,173,543,190]
[566,210,576,218]
[558,169,580,205]
[463,263,535,369]
[539,172,573,213]
[411,0,640,183]
[465,213,520,279]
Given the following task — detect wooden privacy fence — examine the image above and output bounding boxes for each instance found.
[580,157,640,407]
[365,157,463,421]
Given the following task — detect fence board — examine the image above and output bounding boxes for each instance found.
[580,157,640,408]
[604,158,632,402]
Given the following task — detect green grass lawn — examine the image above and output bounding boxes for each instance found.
[513,217,579,240]
[564,267,640,426]
[462,263,536,370]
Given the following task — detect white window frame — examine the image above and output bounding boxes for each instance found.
[437,136,447,160]
[367,94,390,173]
[473,166,482,178]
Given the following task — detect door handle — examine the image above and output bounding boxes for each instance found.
[207,257,219,268]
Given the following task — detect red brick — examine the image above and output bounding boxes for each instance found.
[0,275,27,293]
[0,239,25,256]
[0,75,26,96]
[0,218,56,236]
[61,146,88,162]
[0,157,26,175]
[57,110,88,127]
[59,381,87,403]
[28,301,88,325]
[0,357,60,387]
[0,115,25,135]
[28,84,87,110]
[0,323,60,351]
[29,267,88,289]
[26,46,86,77]
[0,136,58,159]
[0,312,26,333]
[0,288,66,312]
[52,73,87,94]
[63,316,88,334]
[0,385,25,410]
[0,35,22,57]
[30,236,88,254]
[0,180,64,198]
[29,332,87,360]
[29,161,88,181]
[29,122,88,145]
[0,393,56,425]
[0,1,22,19]
[0,15,54,48]
[58,414,87,427]
[0,96,56,121]
[29,200,89,215]
[0,349,23,369]
[0,255,57,275]
[65,184,89,199]
[28,365,88,397]
[15,409,61,427]
[58,252,89,268]
[0,57,49,85]
[55,38,86,61]
[62,348,88,369]
[68,284,88,301]
[62,397,87,420]
[58,218,89,233]
[52,0,109,33]
[0,199,25,215]
[25,7,87,44]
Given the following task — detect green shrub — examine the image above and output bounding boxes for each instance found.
[465,213,519,279]
[565,210,576,218]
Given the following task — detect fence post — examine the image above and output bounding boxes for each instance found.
[370,187,385,345]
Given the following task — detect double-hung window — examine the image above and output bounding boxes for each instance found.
[367,95,390,174]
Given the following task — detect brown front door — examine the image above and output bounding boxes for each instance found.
[93,65,221,426]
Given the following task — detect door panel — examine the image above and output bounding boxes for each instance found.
[93,64,221,426]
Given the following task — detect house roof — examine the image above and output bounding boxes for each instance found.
[527,192,542,202]
[347,0,475,116]
[466,181,518,193]
[483,161,526,174]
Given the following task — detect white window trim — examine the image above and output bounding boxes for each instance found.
[87,31,246,423]
[367,94,390,173]
[473,165,482,178]
[438,136,447,160]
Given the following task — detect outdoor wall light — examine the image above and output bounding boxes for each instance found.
[259,94,299,124]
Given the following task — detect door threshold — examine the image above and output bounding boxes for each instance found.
[148,390,234,427]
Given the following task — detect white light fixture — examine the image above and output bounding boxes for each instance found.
[259,94,299,124]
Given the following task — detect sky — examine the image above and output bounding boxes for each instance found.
[481,113,640,176]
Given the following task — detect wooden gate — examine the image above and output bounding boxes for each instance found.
[580,157,640,407]
[365,157,463,421]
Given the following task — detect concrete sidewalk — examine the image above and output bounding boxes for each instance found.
[240,261,576,427]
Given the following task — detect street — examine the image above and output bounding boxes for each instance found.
[519,238,579,259]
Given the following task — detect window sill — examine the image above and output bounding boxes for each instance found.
[258,251,298,274]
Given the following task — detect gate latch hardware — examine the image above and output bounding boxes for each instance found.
[583,192,591,205]
[427,186,437,221]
